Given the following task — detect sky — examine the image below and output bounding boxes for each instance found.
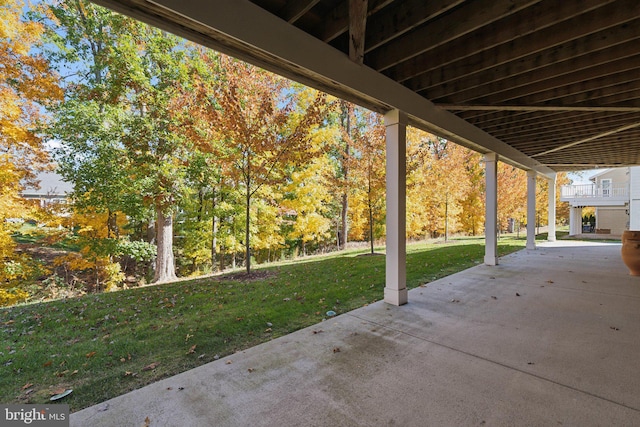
[568,169,606,185]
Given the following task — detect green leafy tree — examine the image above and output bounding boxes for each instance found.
[46,1,194,282]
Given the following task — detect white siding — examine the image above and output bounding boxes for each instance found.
[629,167,640,229]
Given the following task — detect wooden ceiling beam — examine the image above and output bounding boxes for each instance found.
[531,122,640,157]
[362,0,464,53]
[501,124,640,147]
[489,115,637,139]
[458,104,605,124]
[319,0,392,42]
[461,66,640,107]
[544,164,633,169]
[426,40,640,103]
[349,0,368,63]
[404,1,638,92]
[388,0,615,83]
[279,0,321,24]
[539,144,640,165]
[481,111,633,134]
[494,122,638,145]
[438,105,640,112]
[464,110,636,137]
[529,81,640,107]
[367,0,539,72]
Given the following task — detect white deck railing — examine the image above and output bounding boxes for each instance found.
[560,183,629,199]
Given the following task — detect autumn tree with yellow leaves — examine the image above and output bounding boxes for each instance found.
[0,0,61,305]
[204,56,329,273]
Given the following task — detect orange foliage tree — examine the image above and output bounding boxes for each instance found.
[0,0,61,305]
[205,56,329,273]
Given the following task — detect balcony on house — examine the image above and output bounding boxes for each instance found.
[560,183,629,206]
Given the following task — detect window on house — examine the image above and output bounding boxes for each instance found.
[602,179,612,197]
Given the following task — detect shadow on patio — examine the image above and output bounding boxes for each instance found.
[72,241,640,426]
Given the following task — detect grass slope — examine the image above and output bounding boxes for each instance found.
[1,237,525,411]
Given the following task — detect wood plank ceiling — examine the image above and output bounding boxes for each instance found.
[94,0,640,172]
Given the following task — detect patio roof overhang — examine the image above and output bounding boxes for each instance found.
[90,0,640,177]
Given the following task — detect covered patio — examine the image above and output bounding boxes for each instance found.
[76,1,640,424]
[71,240,640,425]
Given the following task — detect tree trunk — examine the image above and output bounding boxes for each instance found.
[444,194,449,242]
[153,208,177,283]
[340,193,348,249]
[369,204,374,254]
[211,188,218,271]
[339,101,351,250]
[368,180,374,254]
[197,189,204,222]
[245,188,251,274]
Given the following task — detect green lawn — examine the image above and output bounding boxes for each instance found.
[1,237,526,411]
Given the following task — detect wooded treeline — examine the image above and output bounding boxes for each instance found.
[0,0,569,305]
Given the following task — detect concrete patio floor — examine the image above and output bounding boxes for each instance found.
[71,241,640,426]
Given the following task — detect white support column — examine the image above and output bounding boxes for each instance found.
[484,153,498,266]
[384,109,408,306]
[548,173,556,242]
[569,206,583,236]
[527,170,537,249]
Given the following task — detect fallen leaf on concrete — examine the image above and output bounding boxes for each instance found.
[312,330,324,334]
[610,326,620,331]
[225,360,233,365]
[142,416,150,427]
[546,280,554,284]
[333,347,340,353]
[248,368,255,373]
[491,296,498,300]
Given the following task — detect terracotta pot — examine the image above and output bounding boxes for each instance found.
[621,230,640,276]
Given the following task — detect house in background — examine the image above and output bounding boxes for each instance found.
[21,171,73,207]
[560,167,640,236]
